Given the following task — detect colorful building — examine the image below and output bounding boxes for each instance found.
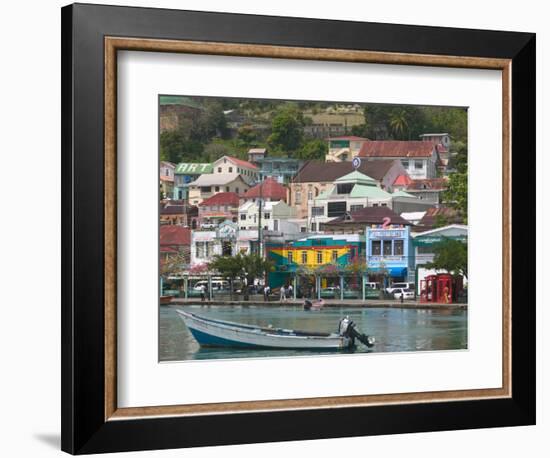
[267,234,364,289]
[173,163,213,200]
[159,161,175,199]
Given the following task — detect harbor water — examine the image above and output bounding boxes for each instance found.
[160,305,468,361]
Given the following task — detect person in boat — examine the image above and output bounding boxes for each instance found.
[303,299,312,311]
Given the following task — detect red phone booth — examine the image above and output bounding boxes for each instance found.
[420,273,463,303]
[420,274,438,303]
[435,273,453,303]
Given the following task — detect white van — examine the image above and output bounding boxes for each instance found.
[386,282,414,294]
[364,282,380,290]
[193,280,230,291]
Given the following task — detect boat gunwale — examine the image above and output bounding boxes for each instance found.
[176,310,342,341]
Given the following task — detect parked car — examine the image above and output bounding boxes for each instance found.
[320,286,340,299]
[393,288,415,300]
[386,282,414,294]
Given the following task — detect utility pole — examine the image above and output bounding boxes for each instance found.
[258,177,263,258]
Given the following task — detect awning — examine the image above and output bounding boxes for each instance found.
[369,267,407,278]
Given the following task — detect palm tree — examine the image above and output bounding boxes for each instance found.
[389,109,410,139]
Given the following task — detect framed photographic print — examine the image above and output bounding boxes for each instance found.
[61,3,536,454]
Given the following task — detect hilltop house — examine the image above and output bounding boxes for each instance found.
[212,155,259,185]
[325,136,369,162]
[358,141,441,179]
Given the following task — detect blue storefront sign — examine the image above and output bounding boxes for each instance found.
[366,226,413,281]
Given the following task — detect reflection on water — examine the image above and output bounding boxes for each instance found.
[160,305,467,362]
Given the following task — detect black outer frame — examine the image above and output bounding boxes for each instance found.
[61,3,535,454]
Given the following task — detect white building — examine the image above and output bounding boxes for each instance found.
[188,173,249,206]
[238,200,296,232]
[212,155,259,185]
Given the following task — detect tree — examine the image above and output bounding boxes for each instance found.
[444,171,468,223]
[208,255,244,300]
[240,254,274,299]
[267,104,304,152]
[297,139,327,160]
[160,130,206,163]
[237,124,258,145]
[426,238,468,279]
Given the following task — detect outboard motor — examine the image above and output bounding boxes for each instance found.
[338,316,375,348]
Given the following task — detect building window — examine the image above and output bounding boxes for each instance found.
[327,201,347,217]
[307,191,313,201]
[226,186,230,192]
[381,203,388,207]
[317,251,323,264]
[264,212,270,219]
[215,186,220,192]
[383,240,392,256]
[311,206,324,217]
[332,250,338,262]
[218,167,222,173]
[301,251,308,264]
[300,227,306,233]
[402,160,409,168]
[394,240,404,256]
[295,191,302,204]
[229,167,233,173]
[311,222,317,231]
[240,214,246,220]
[415,160,423,169]
[372,240,381,256]
[200,186,212,193]
[236,188,239,194]
[274,219,279,231]
[350,204,363,212]
[287,251,293,263]
[336,183,354,194]
[196,241,210,258]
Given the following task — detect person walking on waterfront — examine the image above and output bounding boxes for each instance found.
[280,285,286,302]
[287,284,293,300]
[200,284,206,302]
[400,291,404,304]
[263,285,269,302]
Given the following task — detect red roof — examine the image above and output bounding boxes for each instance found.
[327,136,369,141]
[226,156,258,170]
[199,192,240,207]
[407,178,448,191]
[393,174,413,186]
[243,178,287,201]
[159,226,191,246]
[359,141,436,158]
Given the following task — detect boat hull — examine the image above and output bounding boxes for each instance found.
[177,310,350,350]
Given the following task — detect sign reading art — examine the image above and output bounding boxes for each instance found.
[175,163,213,174]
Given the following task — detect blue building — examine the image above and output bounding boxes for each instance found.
[256,157,304,184]
[173,163,213,200]
[365,225,414,285]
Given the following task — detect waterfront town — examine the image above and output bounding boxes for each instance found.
[159,96,468,306]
